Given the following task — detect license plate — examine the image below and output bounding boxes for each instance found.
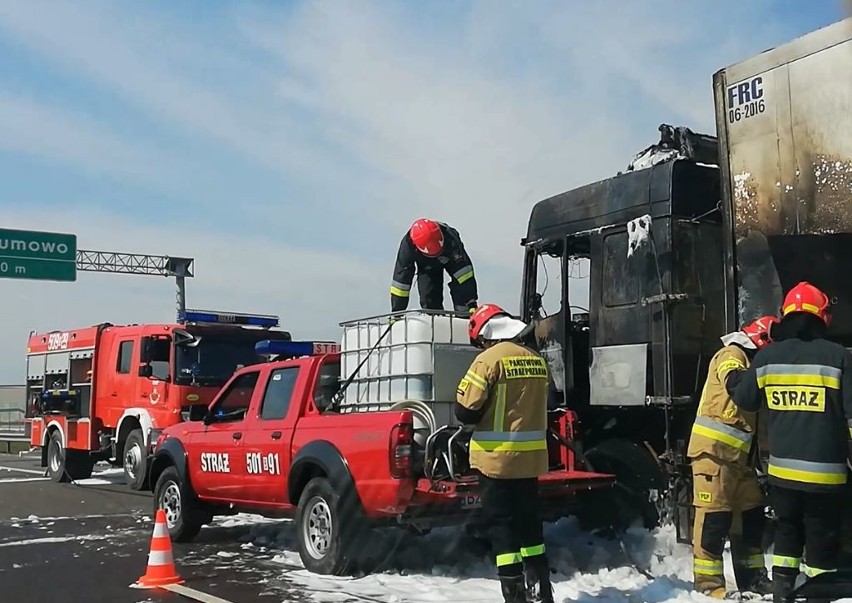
[460,495,482,509]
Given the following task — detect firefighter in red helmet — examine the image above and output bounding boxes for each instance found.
[456,304,552,603]
[732,282,852,603]
[689,314,778,599]
[390,219,478,315]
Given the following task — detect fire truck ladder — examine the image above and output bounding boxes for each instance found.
[76,251,194,323]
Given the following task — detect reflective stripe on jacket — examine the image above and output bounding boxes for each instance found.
[732,337,852,493]
[456,341,549,479]
[687,345,757,465]
[390,222,477,312]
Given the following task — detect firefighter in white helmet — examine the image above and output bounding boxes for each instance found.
[455,304,552,603]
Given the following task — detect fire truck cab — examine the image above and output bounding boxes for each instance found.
[26,310,292,490]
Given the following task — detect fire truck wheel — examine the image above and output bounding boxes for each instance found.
[46,431,93,482]
[296,477,360,576]
[47,431,70,483]
[153,466,203,542]
[123,429,149,491]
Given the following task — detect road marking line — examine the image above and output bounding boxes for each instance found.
[4,513,139,522]
[0,465,46,476]
[0,477,49,484]
[0,534,109,547]
[161,583,236,603]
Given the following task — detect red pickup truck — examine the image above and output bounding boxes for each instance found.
[149,340,615,575]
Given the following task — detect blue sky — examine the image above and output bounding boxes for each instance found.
[0,0,845,381]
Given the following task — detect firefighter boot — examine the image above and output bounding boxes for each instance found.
[523,555,554,603]
[742,567,773,597]
[500,575,530,603]
[772,572,796,603]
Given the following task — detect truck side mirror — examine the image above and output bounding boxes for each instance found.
[138,365,154,378]
[188,404,208,422]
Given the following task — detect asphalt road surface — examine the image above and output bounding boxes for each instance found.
[0,451,312,603]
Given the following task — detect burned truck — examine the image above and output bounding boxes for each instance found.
[520,16,852,542]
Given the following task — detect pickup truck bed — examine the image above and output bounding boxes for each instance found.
[149,347,616,575]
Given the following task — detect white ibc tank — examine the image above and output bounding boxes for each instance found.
[339,312,477,420]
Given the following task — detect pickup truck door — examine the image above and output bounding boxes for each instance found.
[241,365,302,505]
[188,370,260,502]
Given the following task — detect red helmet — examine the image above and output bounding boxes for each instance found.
[781,281,831,325]
[409,219,444,257]
[742,315,779,349]
[469,303,509,344]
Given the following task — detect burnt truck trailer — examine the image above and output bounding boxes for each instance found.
[519,16,852,542]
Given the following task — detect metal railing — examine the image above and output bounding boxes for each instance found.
[0,408,25,434]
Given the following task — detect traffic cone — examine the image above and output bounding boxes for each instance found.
[133,509,184,588]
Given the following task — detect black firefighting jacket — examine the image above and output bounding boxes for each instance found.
[732,335,852,492]
[390,222,477,313]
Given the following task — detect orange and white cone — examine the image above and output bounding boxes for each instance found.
[133,509,184,588]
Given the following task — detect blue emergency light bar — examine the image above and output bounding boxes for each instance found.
[255,340,340,357]
[179,309,280,328]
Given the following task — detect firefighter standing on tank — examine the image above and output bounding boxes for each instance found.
[732,282,852,603]
[455,304,553,603]
[688,315,778,599]
[390,219,478,315]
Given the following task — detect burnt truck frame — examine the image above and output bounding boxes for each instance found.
[520,131,725,539]
[520,17,852,546]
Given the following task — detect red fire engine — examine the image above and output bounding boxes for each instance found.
[25,309,292,489]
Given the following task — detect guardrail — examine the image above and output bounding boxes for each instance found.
[0,408,25,434]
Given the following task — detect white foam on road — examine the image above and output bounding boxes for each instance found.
[198,515,705,602]
[197,514,852,603]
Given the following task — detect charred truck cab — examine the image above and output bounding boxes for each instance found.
[520,17,852,546]
[520,126,728,535]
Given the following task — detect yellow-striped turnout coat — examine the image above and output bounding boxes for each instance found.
[456,341,550,479]
[688,344,757,465]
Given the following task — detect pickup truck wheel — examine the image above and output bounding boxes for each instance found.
[154,466,203,542]
[296,477,357,575]
[47,431,69,483]
[123,429,149,491]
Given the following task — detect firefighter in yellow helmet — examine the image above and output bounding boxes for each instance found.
[455,304,552,603]
[689,315,778,599]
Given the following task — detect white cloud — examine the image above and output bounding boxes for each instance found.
[0,0,838,384]
[235,0,808,306]
[0,94,155,181]
[0,1,329,180]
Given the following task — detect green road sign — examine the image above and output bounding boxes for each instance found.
[0,228,77,282]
